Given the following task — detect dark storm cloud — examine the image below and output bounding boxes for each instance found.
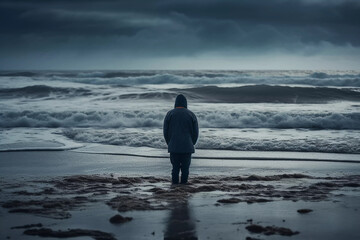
[162,0,360,47]
[0,2,147,36]
[0,0,359,69]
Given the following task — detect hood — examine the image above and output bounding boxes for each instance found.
[174,94,187,108]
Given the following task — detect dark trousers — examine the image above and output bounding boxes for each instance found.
[170,153,192,184]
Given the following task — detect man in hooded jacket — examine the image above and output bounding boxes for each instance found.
[163,94,199,184]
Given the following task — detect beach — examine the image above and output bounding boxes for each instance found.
[1,70,360,239]
[1,150,360,240]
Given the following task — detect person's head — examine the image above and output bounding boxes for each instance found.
[174,94,187,108]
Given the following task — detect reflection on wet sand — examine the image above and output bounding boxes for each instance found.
[164,200,198,240]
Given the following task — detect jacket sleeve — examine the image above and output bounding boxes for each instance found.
[192,113,199,145]
[163,112,170,145]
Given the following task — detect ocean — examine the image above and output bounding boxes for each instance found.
[0,70,360,157]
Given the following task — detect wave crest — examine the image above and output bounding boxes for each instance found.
[179,85,360,103]
[2,70,360,87]
[0,85,92,99]
[62,128,360,154]
[1,110,359,130]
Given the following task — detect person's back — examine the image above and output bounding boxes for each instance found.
[163,94,198,184]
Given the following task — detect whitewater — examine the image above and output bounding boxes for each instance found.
[0,70,360,157]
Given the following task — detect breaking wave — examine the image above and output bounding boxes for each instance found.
[101,85,360,103]
[55,73,360,87]
[1,110,359,130]
[62,128,360,154]
[178,85,360,103]
[1,70,360,154]
[3,84,359,103]
[2,70,360,87]
[0,85,93,98]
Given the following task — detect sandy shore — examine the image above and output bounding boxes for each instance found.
[1,151,360,240]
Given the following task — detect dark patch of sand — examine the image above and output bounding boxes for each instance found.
[2,196,91,219]
[297,209,313,214]
[23,228,116,240]
[246,224,299,236]
[11,223,42,229]
[218,197,242,204]
[220,173,311,182]
[218,197,272,204]
[246,198,273,204]
[109,214,132,224]
[246,237,263,240]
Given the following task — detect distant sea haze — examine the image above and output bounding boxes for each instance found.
[0,70,360,154]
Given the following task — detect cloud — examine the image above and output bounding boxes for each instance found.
[0,0,359,69]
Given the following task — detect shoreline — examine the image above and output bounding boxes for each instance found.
[1,144,359,163]
[73,151,360,163]
[3,149,360,164]
[1,150,360,178]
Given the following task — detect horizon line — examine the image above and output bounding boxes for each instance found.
[1,69,360,72]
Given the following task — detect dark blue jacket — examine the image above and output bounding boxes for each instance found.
[163,95,199,153]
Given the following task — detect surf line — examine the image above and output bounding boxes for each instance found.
[71,150,360,164]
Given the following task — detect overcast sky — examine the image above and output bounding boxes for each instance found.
[1,0,359,70]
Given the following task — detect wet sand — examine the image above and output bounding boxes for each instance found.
[1,151,360,240]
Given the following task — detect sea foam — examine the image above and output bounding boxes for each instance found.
[1,110,359,130]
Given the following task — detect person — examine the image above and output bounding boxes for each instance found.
[163,94,199,184]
